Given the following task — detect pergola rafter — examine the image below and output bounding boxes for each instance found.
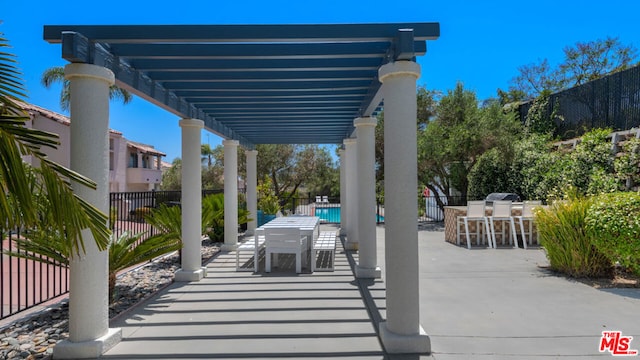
[44,23,439,148]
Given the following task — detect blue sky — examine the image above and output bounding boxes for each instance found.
[2,0,639,162]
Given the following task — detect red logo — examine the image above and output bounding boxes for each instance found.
[600,331,638,356]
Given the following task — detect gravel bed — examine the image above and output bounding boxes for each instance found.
[0,240,221,359]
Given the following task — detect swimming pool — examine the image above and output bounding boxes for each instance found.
[314,206,384,223]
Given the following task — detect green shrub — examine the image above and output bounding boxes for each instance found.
[535,196,612,278]
[586,192,640,276]
[614,137,640,190]
[202,193,251,242]
[468,148,515,200]
[257,177,281,215]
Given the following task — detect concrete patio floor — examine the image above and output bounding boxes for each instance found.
[103,223,640,359]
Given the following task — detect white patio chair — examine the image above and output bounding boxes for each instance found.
[514,200,542,249]
[235,235,265,272]
[315,196,322,203]
[489,200,518,248]
[321,195,329,204]
[265,227,308,273]
[457,200,492,249]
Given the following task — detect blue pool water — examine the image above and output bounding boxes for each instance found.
[314,206,384,223]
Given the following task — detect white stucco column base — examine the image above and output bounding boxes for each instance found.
[55,63,121,359]
[54,328,122,359]
[175,267,206,282]
[379,323,431,354]
[221,243,238,252]
[177,118,204,283]
[355,265,381,278]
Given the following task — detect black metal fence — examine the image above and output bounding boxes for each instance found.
[519,64,640,139]
[285,195,466,224]
[1,229,69,320]
[1,190,458,320]
[0,189,226,321]
[109,189,223,238]
[420,195,467,221]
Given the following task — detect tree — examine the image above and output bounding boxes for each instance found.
[559,37,637,87]
[375,86,438,192]
[256,144,336,206]
[508,59,561,99]
[0,34,109,254]
[41,66,133,111]
[506,37,638,99]
[201,144,215,168]
[418,82,522,207]
[160,158,182,190]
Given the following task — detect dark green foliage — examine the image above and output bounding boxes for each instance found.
[468,148,515,200]
[525,94,559,136]
[567,128,616,195]
[586,192,640,276]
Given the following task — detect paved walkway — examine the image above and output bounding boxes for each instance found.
[103,224,640,359]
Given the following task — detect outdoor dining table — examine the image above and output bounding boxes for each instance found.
[254,215,321,271]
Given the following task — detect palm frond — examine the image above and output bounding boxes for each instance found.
[109,231,181,274]
[145,204,182,237]
[0,34,110,255]
[3,229,71,267]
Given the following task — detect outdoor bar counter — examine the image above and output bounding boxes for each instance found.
[443,204,535,245]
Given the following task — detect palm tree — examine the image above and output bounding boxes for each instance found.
[1,33,109,253]
[201,143,214,168]
[41,66,133,111]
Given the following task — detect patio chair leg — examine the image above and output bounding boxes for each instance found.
[518,219,526,248]
[484,220,494,248]
[489,220,497,248]
[265,252,271,272]
[510,219,519,248]
[464,219,471,249]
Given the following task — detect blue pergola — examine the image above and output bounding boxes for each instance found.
[43,23,440,358]
[44,23,439,148]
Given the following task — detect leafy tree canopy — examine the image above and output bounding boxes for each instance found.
[256,144,336,205]
[418,82,523,205]
[504,37,638,101]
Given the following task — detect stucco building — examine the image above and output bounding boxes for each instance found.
[20,101,165,192]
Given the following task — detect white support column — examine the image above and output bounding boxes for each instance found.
[378,61,430,354]
[246,149,258,235]
[222,140,239,251]
[175,118,206,282]
[354,116,381,279]
[343,138,358,250]
[338,148,347,236]
[54,63,121,359]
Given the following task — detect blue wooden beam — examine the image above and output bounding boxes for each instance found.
[59,32,254,149]
[44,23,440,43]
[130,58,383,71]
[108,42,393,58]
[147,70,376,82]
